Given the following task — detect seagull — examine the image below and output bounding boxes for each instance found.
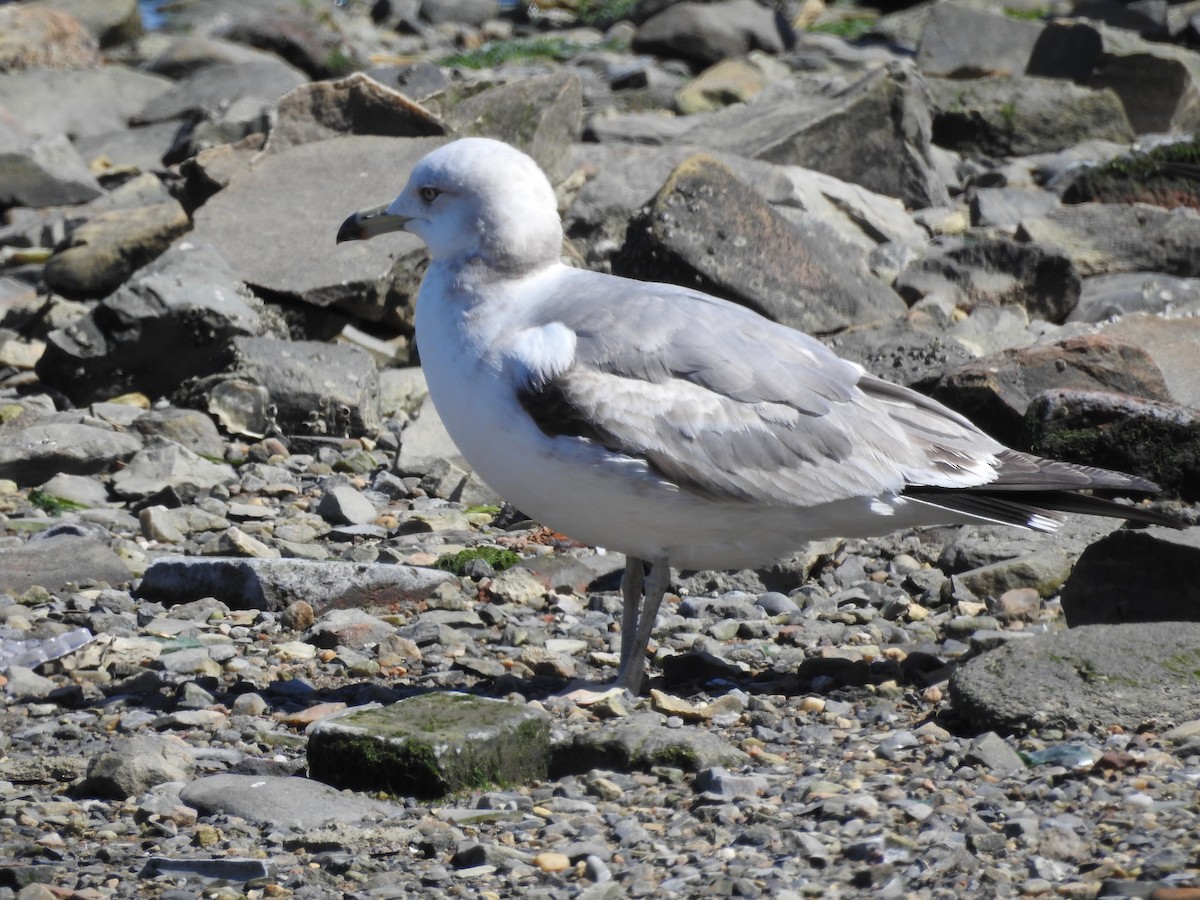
[338,137,1177,695]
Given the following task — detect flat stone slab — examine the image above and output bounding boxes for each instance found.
[0,535,134,594]
[557,712,750,774]
[307,693,551,798]
[180,773,398,829]
[190,134,445,319]
[135,556,455,613]
[950,621,1200,734]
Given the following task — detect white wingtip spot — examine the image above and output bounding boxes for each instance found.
[1026,513,1064,533]
[870,498,897,516]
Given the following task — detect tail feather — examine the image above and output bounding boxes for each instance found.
[905,487,1182,531]
[905,448,1183,530]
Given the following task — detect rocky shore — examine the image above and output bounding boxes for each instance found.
[3,0,1200,897]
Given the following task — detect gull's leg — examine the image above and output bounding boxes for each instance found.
[615,557,670,694]
[618,556,645,673]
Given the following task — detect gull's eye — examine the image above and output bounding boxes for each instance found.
[419,186,440,204]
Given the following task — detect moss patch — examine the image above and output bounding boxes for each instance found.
[27,489,89,514]
[434,546,521,575]
[1063,134,1200,208]
[1163,648,1200,681]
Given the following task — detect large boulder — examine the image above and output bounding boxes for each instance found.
[614,154,906,336]
[190,134,444,323]
[37,241,268,405]
[631,0,793,69]
[681,61,950,209]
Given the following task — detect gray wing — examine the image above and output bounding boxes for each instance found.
[512,268,1008,508]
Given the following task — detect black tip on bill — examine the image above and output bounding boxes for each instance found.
[336,214,365,244]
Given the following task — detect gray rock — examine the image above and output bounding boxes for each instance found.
[264,72,448,154]
[915,2,1044,78]
[928,75,1132,159]
[214,11,362,81]
[679,594,766,621]
[683,61,950,209]
[361,61,450,103]
[0,4,99,71]
[937,519,1120,574]
[822,319,976,391]
[952,547,1074,600]
[190,135,444,321]
[614,153,905,336]
[0,534,133,594]
[581,141,917,262]
[565,143,709,263]
[416,457,503,507]
[0,422,142,484]
[0,134,103,211]
[0,754,88,786]
[963,732,1024,774]
[317,484,379,526]
[307,694,551,797]
[969,187,1061,231]
[36,472,110,508]
[951,621,1200,733]
[73,121,180,175]
[37,241,267,406]
[139,506,187,543]
[223,337,381,437]
[78,734,196,799]
[162,96,270,166]
[436,72,583,184]
[134,60,307,126]
[560,713,750,774]
[895,237,1081,324]
[770,162,928,251]
[180,773,397,828]
[42,199,191,299]
[933,333,1172,449]
[693,766,769,799]
[1068,272,1200,323]
[136,556,455,613]
[1061,526,1200,627]
[110,442,237,502]
[1097,313,1200,411]
[1027,389,1200,500]
[1029,19,1200,133]
[308,608,396,650]
[674,53,789,115]
[37,0,142,48]
[585,108,696,146]
[2,665,56,700]
[140,33,291,79]
[1017,203,1200,279]
[755,592,800,616]
[131,408,226,460]
[632,0,791,69]
[139,858,272,882]
[0,66,170,141]
[418,0,498,27]
[945,306,1044,358]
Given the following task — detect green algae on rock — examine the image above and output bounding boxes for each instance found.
[307,693,551,798]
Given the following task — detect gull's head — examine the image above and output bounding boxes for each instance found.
[337,137,563,273]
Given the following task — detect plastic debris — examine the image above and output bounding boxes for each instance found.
[0,627,95,669]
